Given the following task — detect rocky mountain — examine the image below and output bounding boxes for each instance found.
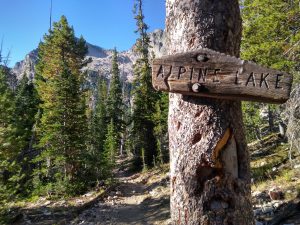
[12,29,166,86]
[148,29,166,58]
[13,49,38,81]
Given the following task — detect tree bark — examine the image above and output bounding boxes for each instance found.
[268,105,275,132]
[165,0,254,224]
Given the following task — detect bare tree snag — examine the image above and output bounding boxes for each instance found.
[165,0,255,224]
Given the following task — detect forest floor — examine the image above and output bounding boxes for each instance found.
[7,134,300,225]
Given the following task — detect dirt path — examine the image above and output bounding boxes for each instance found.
[10,161,170,225]
[70,167,171,225]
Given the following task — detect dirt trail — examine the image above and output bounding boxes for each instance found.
[70,165,171,225]
[11,160,170,225]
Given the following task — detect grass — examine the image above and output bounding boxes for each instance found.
[251,144,289,182]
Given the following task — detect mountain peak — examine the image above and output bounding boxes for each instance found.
[12,30,166,84]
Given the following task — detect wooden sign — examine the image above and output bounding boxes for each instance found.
[152,49,293,103]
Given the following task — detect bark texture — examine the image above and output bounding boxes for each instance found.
[165,0,254,224]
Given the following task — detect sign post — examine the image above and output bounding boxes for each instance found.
[154,0,293,224]
[153,49,292,103]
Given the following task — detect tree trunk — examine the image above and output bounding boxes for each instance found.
[268,105,275,132]
[279,121,286,138]
[165,0,254,224]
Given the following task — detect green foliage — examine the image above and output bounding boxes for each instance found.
[241,0,300,142]
[14,76,39,149]
[0,67,40,221]
[94,78,109,152]
[106,49,124,150]
[127,0,170,169]
[0,66,16,220]
[12,75,40,195]
[130,0,159,169]
[242,102,263,142]
[34,16,88,196]
[152,93,169,165]
[241,0,300,86]
[241,0,300,73]
[86,77,109,182]
[86,49,125,182]
[102,119,118,180]
[0,67,15,169]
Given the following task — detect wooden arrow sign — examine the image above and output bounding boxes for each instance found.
[152,49,293,103]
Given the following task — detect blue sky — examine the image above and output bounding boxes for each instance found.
[0,0,166,67]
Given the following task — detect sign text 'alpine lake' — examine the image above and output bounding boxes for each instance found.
[152,49,293,103]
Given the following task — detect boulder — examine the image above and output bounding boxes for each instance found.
[269,188,284,200]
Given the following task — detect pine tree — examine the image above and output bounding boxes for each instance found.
[87,77,108,182]
[0,67,15,159]
[95,78,109,152]
[241,0,300,73]
[241,0,300,139]
[106,49,124,151]
[34,16,88,195]
[11,75,39,195]
[14,76,39,151]
[152,93,169,165]
[123,82,134,157]
[131,0,158,169]
[0,66,16,198]
[242,102,264,142]
[102,119,117,180]
[0,50,18,219]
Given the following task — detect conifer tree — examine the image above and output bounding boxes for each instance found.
[102,119,117,179]
[106,49,124,151]
[34,16,88,195]
[241,0,299,72]
[0,67,15,156]
[87,77,108,181]
[241,0,300,139]
[14,76,39,151]
[152,93,169,165]
[131,0,158,169]
[0,52,19,218]
[242,102,264,142]
[0,66,16,196]
[11,75,39,194]
[95,78,109,152]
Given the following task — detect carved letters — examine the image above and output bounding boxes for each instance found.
[157,65,282,89]
[152,49,293,104]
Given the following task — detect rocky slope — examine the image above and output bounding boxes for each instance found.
[11,29,166,86]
